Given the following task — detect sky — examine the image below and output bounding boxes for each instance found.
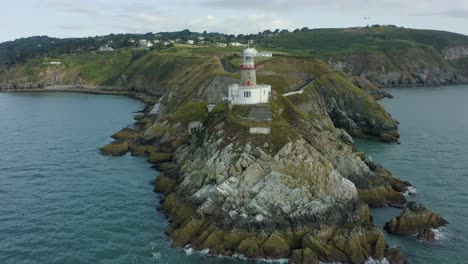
[1,0,468,42]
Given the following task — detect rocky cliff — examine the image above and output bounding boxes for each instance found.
[328,47,468,87]
[96,57,410,263]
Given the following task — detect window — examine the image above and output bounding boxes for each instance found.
[244,91,251,98]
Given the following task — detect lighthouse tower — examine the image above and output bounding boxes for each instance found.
[228,48,272,105]
[240,48,257,87]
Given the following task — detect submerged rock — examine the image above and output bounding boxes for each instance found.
[384,202,448,235]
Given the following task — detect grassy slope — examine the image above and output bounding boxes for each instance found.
[265,27,468,56]
[258,27,468,85]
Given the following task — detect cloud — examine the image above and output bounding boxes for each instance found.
[201,0,468,18]
[42,0,101,15]
[419,8,468,19]
[187,14,293,34]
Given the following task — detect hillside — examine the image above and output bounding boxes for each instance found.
[263,26,468,86]
[1,26,468,87]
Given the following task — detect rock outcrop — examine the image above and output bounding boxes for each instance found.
[416,229,436,241]
[443,47,468,60]
[132,92,410,263]
[384,202,448,236]
[328,47,468,87]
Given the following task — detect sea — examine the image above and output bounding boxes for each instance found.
[0,86,467,263]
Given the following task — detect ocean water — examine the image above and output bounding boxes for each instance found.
[0,93,243,264]
[357,85,468,264]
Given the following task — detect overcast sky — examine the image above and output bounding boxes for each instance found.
[1,0,468,42]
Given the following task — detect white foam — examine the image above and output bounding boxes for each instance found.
[151,252,161,259]
[403,186,418,197]
[183,245,288,262]
[184,247,194,256]
[364,257,390,264]
[432,227,449,241]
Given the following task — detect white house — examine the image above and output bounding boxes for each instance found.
[98,44,114,52]
[215,42,227,48]
[138,39,148,47]
[228,48,272,105]
[230,42,246,47]
[186,40,194,45]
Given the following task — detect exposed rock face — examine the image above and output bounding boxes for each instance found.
[328,47,468,87]
[443,47,468,60]
[137,93,410,262]
[384,202,448,235]
[100,140,129,156]
[417,229,436,241]
[195,75,237,103]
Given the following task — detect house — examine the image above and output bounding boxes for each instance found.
[215,42,227,48]
[230,42,246,47]
[198,36,205,41]
[98,44,114,52]
[186,40,194,45]
[138,39,148,47]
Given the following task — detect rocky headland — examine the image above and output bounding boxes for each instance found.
[77,53,415,263]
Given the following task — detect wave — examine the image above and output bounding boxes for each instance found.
[403,186,418,197]
[183,245,288,263]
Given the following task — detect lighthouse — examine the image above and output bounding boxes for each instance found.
[228,48,272,105]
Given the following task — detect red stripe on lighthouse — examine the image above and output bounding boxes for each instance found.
[240,65,256,70]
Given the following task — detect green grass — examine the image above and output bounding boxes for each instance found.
[257,26,468,57]
[168,101,208,124]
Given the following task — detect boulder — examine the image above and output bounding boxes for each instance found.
[148,152,172,164]
[417,229,436,241]
[100,140,129,156]
[384,202,448,235]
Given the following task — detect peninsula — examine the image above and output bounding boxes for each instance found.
[1,26,461,263]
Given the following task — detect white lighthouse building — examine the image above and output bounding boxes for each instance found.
[228,48,272,105]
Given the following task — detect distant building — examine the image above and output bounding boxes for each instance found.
[138,39,148,47]
[228,48,272,105]
[186,40,194,45]
[154,39,160,43]
[98,44,114,52]
[163,41,170,46]
[256,52,273,57]
[230,42,246,47]
[215,42,227,48]
[169,40,176,44]
[44,61,62,65]
[198,36,205,41]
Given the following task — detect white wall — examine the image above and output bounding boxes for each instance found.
[228,85,271,105]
